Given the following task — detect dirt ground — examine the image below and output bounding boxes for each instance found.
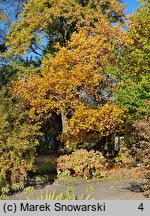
[36,154,58,164]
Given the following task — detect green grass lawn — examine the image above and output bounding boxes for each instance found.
[35,162,56,175]
[27,161,57,184]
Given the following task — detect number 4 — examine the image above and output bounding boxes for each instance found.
[138,203,144,211]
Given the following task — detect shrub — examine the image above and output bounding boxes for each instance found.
[0,89,40,183]
[57,149,108,178]
[132,100,150,171]
[0,180,25,200]
[0,180,9,200]
[114,147,135,168]
[132,100,150,196]
[57,170,71,180]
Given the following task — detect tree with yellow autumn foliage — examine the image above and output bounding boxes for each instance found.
[5,0,125,58]
[11,5,126,149]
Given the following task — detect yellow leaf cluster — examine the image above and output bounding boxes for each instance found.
[63,104,125,145]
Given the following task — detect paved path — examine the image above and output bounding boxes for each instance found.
[9,179,148,200]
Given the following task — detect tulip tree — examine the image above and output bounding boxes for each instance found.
[5,0,125,58]
[11,7,126,149]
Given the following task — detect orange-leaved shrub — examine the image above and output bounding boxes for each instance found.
[132,100,150,197]
[132,101,150,171]
[56,149,108,178]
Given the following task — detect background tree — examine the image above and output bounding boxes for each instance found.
[0,1,28,88]
[0,0,27,49]
[114,0,150,117]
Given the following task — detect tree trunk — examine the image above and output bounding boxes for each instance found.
[58,107,67,154]
[60,107,67,134]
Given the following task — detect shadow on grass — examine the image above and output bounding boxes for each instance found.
[26,159,58,189]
